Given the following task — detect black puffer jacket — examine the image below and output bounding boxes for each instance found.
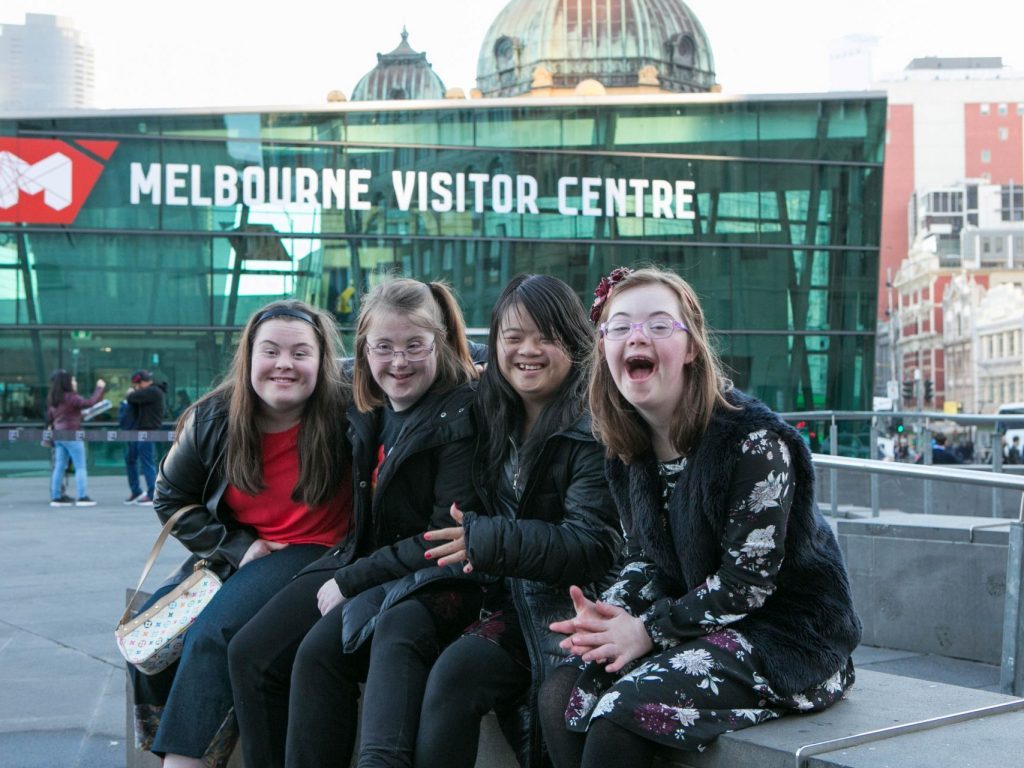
[298,383,481,649]
[609,389,862,696]
[462,413,621,768]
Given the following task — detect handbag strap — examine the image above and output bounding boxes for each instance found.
[118,504,204,626]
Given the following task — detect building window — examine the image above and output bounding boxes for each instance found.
[999,127,1009,141]
[980,103,990,115]
[1018,103,1024,116]
[998,103,1009,116]
[981,149,991,164]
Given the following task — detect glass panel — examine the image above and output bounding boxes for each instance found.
[0,95,885,473]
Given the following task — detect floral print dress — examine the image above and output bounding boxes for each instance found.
[563,430,855,752]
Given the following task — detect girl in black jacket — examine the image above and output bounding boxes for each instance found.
[228,279,483,768]
[540,267,861,768]
[397,274,621,768]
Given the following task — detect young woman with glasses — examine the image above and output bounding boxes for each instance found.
[229,278,484,768]
[539,267,861,768]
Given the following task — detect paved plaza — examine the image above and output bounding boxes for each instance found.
[0,475,1003,768]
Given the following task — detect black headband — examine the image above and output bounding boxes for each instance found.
[254,307,317,327]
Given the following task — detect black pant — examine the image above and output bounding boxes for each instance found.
[230,571,478,768]
[414,634,530,768]
[538,665,656,768]
[228,569,369,768]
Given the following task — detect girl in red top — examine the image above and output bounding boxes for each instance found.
[129,300,352,768]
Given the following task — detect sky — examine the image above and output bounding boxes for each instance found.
[0,0,1019,110]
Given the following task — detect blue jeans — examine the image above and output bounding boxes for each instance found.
[125,441,157,496]
[129,543,329,762]
[51,440,88,500]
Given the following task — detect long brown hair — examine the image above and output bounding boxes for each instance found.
[588,267,733,463]
[351,278,477,412]
[182,299,350,506]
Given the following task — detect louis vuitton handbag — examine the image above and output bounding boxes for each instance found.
[115,504,223,675]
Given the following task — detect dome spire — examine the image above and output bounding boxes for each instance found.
[351,28,447,101]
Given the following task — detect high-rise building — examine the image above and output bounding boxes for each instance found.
[872,57,1024,402]
[877,57,1024,323]
[0,13,95,112]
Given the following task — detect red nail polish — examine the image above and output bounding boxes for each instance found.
[424,551,432,559]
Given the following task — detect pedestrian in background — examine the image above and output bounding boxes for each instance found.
[47,369,105,507]
[123,369,167,505]
[1008,436,1022,465]
[916,432,960,465]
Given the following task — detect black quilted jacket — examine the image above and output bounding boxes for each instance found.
[463,413,621,768]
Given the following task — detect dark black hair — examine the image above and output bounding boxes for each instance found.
[477,274,594,480]
[47,369,73,409]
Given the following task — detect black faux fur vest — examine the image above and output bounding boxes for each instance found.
[607,389,862,695]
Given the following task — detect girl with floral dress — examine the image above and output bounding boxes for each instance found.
[539,267,862,768]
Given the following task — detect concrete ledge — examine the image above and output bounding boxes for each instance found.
[838,514,1008,662]
[129,670,1023,767]
[651,669,1023,768]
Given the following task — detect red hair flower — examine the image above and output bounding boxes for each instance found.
[589,266,633,323]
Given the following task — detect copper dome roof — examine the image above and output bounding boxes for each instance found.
[351,29,447,101]
[477,0,715,96]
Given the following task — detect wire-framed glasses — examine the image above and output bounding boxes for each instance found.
[599,319,688,341]
[366,342,436,362]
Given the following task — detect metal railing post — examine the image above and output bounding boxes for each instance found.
[830,418,838,518]
[1000,497,1024,696]
[922,422,933,513]
[870,418,880,517]
[994,429,1005,518]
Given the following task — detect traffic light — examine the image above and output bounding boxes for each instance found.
[902,380,914,402]
[893,418,905,434]
[924,379,933,403]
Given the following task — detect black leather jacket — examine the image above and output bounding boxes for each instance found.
[154,394,338,584]
[463,413,621,768]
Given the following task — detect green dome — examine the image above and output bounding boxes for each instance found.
[352,29,447,102]
[477,0,715,97]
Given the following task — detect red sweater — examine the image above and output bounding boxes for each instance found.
[225,424,351,546]
[48,385,105,430]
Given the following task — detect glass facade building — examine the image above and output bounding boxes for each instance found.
[1,93,885,472]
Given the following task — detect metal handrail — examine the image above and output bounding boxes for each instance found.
[812,452,1024,697]
[812,454,1024,491]
[781,410,1024,426]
